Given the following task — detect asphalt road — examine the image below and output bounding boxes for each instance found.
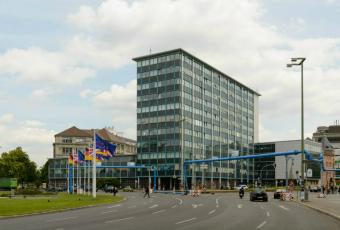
[1,192,340,230]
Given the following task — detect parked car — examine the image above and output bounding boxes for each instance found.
[235,184,248,190]
[123,186,134,192]
[250,188,268,202]
[310,186,321,192]
[104,185,114,193]
[274,189,286,199]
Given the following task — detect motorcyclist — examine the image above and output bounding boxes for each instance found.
[239,187,245,198]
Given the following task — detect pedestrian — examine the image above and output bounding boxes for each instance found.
[144,186,150,198]
[113,186,118,196]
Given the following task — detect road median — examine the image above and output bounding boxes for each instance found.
[0,193,124,218]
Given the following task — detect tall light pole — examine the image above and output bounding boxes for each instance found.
[287,57,306,189]
[285,156,294,188]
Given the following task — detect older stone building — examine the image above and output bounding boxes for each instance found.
[49,126,137,190]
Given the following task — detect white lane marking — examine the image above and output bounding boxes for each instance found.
[172,205,178,208]
[237,204,243,209]
[107,204,121,209]
[102,210,118,214]
[149,204,159,209]
[260,206,265,210]
[266,211,270,217]
[128,205,137,209]
[152,209,166,214]
[47,216,77,222]
[279,205,289,211]
[105,217,134,224]
[198,204,203,207]
[55,228,64,230]
[192,204,198,208]
[175,217,197,225]
[256,221,267,229]
[176,198,183,205]
[216,198,219,208]
[208,209,216,215]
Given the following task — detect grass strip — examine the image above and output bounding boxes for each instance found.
[0,193,124,217]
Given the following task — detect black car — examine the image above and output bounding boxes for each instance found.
[250,188,268,202]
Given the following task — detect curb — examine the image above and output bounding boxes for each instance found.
[0,196,127,220]
[296,201,340,221]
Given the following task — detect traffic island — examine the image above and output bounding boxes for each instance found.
[0,193,124,218]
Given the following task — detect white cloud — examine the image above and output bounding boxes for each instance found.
[2,0,340,149]
[67,0,340,141]
[0,47,95,86]
[0,113,14,124]
[0,115,54,166]
[89,80,137,139]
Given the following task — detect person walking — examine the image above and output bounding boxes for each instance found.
[113,186,118,196]
[144,186,150,198]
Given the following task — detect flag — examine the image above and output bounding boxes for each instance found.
[85,147,103,162]
[85,148,93,161]
[95,134,117,159]
[68,154,73,165]
[78,150,85,163]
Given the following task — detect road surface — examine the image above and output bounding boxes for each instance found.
[1,192,340,230]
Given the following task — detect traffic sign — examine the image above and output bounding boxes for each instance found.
[307,169,313,177]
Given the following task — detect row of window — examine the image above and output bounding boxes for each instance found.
[137,66,180,78]
[137,53,181,67]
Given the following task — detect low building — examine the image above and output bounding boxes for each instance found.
[49,126,137,190]
[255,139,322,187]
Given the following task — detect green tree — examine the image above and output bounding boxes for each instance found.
[0,147,38,187]
[35,160,49,187]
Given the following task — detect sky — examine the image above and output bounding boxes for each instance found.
[0,0,340,166]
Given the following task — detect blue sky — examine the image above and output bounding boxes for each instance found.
[1,0,340,166]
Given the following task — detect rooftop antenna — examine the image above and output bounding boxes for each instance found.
[149,48,152,54]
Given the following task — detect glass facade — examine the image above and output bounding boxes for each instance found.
[134,49,259,188]
[254,143,276,186]
[48,155,139,190]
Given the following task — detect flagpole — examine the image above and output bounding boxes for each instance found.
[92,130,97,198]
[83,160,86,195]
[67,156,70,194]
[79,159,82,194]
[76,148,79,195]
[72,153,75,194]
[88,160,91,195]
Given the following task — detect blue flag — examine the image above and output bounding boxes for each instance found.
[77,150,85,163]
[96,134,117,159]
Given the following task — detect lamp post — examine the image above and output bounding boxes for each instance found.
[287,57,306,192]
[285,156,294,188]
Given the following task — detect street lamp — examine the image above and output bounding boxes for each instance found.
[287,57,306,192]
[285,156,294,188]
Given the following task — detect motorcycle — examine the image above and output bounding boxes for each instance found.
[239,192,244,199]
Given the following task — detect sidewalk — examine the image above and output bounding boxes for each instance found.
[297,192,340,220]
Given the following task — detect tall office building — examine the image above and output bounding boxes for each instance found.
[133,49,259,189]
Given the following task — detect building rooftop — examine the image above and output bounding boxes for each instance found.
[55,126,136,145]
[133,48,260,96]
